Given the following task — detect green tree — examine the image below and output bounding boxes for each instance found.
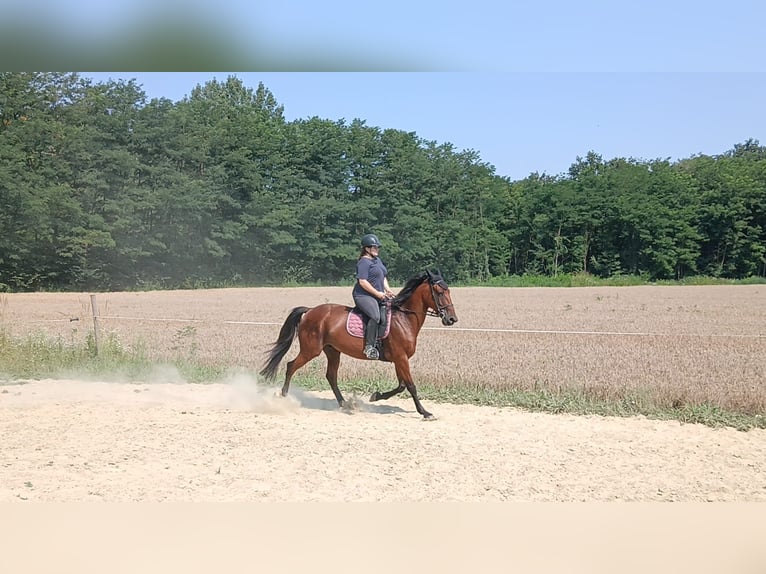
[0,72,101,289]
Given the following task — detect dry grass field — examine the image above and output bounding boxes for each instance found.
[1,284,764,413]
[2,285,766,502]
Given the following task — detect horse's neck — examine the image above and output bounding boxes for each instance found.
[398,285,430,332]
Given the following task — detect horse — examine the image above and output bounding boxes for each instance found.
[259,269,458,419]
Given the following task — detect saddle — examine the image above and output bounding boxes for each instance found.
[345,304,392,339]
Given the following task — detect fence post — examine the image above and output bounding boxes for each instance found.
[90,294,100,355]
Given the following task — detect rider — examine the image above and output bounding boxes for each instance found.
[353,233,395,359]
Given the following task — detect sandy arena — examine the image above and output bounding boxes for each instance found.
[2,377,765,502]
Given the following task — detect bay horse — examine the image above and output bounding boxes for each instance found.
[259,269,458,419]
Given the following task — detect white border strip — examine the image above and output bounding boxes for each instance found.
[424,326,765,338]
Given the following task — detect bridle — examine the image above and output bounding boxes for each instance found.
[427,279,455,319]
[396,276,454,319]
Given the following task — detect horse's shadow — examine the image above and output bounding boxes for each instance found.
[292,389,408,415]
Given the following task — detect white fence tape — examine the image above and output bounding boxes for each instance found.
[9,315,764,338]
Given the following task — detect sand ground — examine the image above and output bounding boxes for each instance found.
[2,378,765,502]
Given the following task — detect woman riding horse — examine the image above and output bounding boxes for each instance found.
[260,269,458,419]
[353,233,395,360]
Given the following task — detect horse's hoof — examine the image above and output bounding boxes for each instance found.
[369,391,380,402]
[339,401,355,414]
[422,413,437,421]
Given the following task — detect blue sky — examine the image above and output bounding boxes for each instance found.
[67,1,765,180]
[83,72,766,181]
[14,1,766,71]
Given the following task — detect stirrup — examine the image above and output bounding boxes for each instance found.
[363,345,379,360]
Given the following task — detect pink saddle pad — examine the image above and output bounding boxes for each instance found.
[346,305,392,339]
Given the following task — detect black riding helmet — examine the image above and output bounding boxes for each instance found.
[361,233,382,248]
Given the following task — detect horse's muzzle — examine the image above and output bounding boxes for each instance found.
[441,314,458,326]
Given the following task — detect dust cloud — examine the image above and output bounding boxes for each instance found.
[2,369,305,414]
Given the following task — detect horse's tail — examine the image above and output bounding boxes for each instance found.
[259,306,309,380]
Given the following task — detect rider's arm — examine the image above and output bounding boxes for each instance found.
[383,277,394,298]
[358,278,385,300]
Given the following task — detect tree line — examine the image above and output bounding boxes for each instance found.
[1,72,764,291]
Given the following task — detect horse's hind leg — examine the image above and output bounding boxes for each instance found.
[281,342,321,397]
[323,346,346,408]
[281,357,301,397]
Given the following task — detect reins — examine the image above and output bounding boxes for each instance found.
[392,277,453,318]
[394,306,441,318]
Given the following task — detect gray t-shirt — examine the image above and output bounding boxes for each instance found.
[352,257,387,298]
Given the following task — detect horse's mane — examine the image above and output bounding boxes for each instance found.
[391,269,444,308]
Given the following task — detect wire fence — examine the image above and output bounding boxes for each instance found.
[10,313,765,339]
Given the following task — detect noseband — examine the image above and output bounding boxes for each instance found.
[428,279,455,319]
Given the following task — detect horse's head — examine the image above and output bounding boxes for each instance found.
[426,269,458,326]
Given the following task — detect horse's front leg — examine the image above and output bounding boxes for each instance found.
[404,380,433,420]
[370,359,434,420]
[369,384,405,402]
[369,352,405,402]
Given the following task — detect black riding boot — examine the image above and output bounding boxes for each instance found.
[376,301,388,357]
[364,317,379,360]
[378,300,388,334]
